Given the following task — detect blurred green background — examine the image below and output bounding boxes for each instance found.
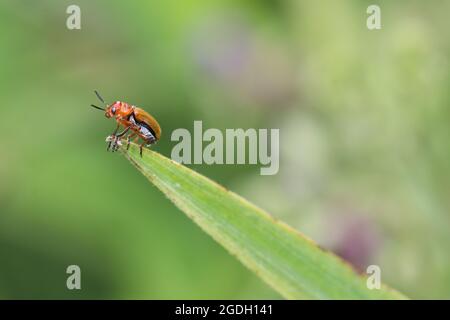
[1,0,449,299]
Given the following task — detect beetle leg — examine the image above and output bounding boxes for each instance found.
[126,133,137,150]
[116,126,131,138]
[140,139,150,157]
[107,124,120,151]
[139,137,156,157]
[112,126,131,151]
[140,142,144,157]
[112,138,123,152]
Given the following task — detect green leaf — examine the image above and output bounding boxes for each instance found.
[120,144,407,299]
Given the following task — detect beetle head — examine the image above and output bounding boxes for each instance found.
[105,102,121,118]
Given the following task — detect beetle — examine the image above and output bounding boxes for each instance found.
[91,90,161,156]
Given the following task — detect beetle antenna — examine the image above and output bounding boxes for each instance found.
[94,90,106,104]
[91,104,105,111]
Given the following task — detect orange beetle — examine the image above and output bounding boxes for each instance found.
[91,90,161,156]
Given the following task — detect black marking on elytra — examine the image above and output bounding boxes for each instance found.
[128,112,157,140]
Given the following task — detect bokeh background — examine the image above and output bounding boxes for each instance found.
[1,0,449,299]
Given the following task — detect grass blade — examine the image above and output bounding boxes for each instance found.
[120,144,407,299]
